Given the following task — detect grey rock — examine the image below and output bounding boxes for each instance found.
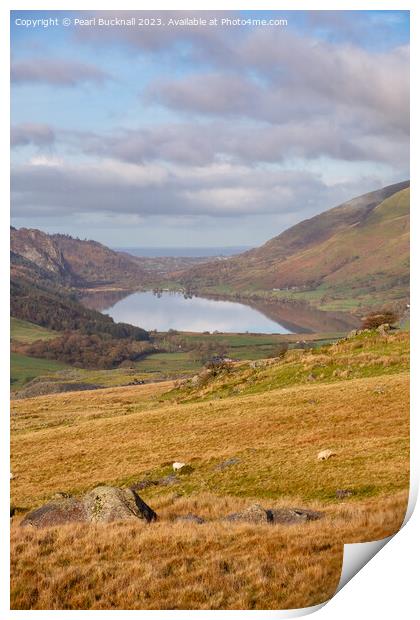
[174,513,205,524]
[377,323,391,336]
[159,474,179,486]
[83,486,157,524]
[215,457,240,471]
[21,496,87,528]
[131,479,159,491]
[226,504,324,526]
[268,507,324,524]
[226,503,270,524]
[335,489,354,499]
[21,485,157,528]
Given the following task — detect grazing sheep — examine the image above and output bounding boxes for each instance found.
[317,449,337,461]
[172,462,186,472]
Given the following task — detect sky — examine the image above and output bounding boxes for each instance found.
[10,10,410,248]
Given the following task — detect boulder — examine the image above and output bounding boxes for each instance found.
[226,503,270,524]
[173,462,186,472]
[268,507,323,524]
[21,486,157,528]
[83,486,157,523]
[317,449,337,461]
[20,496,87,528]
[226,503,324,525]
[335,489,354,499]
[214,457,240,471]
[377,323,391,336]
[174,513,205,524]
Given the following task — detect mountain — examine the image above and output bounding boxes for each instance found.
[10,232,151,369]
[10,227,149,290]
[179,181,410,312]
[10,227,211,291]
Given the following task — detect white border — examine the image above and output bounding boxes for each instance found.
[2,1,418,618]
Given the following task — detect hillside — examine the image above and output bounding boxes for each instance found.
[10,227,149,289]
[179,181,410,312]
[10,330,409,609]
[11,227,212,292]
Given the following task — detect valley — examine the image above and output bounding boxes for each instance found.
[9,181,410,610]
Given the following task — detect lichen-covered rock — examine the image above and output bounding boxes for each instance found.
[20,497,87,528]
[21,486,157,528]
[83,486,157,523]
[226,503,270,524]
[226,504,324,526]
[268,508,323,524]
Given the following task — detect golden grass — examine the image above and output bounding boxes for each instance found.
[10,491,408,610]
[10,333,410,609]
[11,372,409,509]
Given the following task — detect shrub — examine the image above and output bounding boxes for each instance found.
[361,311,398,330]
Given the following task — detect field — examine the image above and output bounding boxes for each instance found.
[10,353,71,390]
[10,318,59,343]
[10,331,409,610]
[11,319,341,396]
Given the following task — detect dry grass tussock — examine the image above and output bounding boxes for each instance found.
[11,491,407,610]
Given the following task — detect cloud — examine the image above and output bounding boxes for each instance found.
[144,29,409,136]
[11,157,393,228]
[11,58,110,86]
[11,157,325,217]
[147,73,258,117]
[11,123,55,147]
[72,117,407,168]
[10,11,409,244]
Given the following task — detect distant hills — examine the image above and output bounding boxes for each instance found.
[10,179,410,334]
[10,227,149,290]
[179,181,410,312]
[10,230,151,368]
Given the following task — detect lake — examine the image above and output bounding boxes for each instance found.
[102,291,293,334]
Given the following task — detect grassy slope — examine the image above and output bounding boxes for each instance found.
[11,317,59,343]
[11,331,340,394]
[10,353,71,390]
[10,331,409,609]
[179,186,409,312]
[10,318,67,389]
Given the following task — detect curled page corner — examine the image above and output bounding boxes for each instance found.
[336,480,417,595]
[336,535,393,593]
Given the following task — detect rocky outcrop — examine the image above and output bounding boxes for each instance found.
[21,486,157,528]
[226,503,324,525]
[20,496,87,528]
[268,508,323,524]
[83,486,157,523]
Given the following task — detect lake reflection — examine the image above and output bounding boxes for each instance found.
[102,291,292,334]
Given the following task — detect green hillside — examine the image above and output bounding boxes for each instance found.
[179,182,409,312]
[10,318,59,344]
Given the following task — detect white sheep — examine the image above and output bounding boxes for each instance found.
[317,449,337,461]
[173,462,186,472]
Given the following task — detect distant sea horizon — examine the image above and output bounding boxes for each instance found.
[114,245,253,258]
